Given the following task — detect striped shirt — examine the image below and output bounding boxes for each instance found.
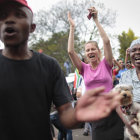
[119,68,140,102]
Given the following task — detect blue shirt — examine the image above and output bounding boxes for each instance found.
[115,68,127,79]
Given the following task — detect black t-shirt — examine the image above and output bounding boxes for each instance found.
[0,50,72,140]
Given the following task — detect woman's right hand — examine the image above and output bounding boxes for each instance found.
[68,12,75,28]
[126,48,130,56]
[88,7,98,20]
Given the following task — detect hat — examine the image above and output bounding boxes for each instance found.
[0,0,32,13]
[130,38,140,49]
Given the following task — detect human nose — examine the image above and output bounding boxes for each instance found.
[90,49,95,53]
[5,14,16,25]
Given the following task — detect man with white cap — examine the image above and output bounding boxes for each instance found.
[119,38,140,103]
[118,38,140,137]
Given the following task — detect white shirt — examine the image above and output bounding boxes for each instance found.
[119,68,140,102]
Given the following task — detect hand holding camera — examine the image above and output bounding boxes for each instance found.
[87,7,97,20]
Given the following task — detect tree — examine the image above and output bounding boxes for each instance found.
[32,0,116,42]
[118,29,138,60]
[31,31,81,74]
[30,0,117,73]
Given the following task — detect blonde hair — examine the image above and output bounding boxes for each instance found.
[85,41,102,61]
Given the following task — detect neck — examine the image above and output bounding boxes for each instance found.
[2,44,32,60]
[90,60,100,69]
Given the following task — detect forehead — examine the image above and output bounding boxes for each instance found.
[85,43,97,49]
[131,44,140,49]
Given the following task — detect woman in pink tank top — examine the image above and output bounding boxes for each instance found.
[67,7,124,140]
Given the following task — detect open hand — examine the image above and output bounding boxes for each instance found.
[126,48,130,56]
[68,12,75,28]
[75,87,121,122]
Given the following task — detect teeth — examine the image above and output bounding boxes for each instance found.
[89,55,95,58]
[135,58,140,60]
[135,59,140,62]
[135,57,140,63]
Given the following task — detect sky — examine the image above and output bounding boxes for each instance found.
[0,0,140,53]
[29,0,140,58]
[27,0,140,36]
[99,0,140,36]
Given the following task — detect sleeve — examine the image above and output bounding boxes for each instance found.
[104,58,112,69]
[115,73,120,78]
[79,61,87,76]
[103,58,112,77]
[52,60,73,107]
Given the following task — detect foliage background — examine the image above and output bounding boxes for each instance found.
[29,0,138,75]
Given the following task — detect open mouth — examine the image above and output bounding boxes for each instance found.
[4,27,17,36]
[89,54,95,58]
[135,57,140,63]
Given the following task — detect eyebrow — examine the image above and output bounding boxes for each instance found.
[131,47,140,50]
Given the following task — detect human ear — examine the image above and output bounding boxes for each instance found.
[30,23,36,33]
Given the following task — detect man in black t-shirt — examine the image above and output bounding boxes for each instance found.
[0,0,122,139]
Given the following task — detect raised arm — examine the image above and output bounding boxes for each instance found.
[125,48,130,64]
[89,7,113,66]
[67,12,82,72]
[113,57,121,72]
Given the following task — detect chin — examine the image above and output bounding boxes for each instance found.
[4,41,20,47]
[90,58,97,63]
[134,62,140,67]
[3,37,21,46]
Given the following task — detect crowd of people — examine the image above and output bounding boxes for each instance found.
[67,5,137,140]
[0,0,140,140]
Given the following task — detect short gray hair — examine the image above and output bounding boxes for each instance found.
[130,38,140,49]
